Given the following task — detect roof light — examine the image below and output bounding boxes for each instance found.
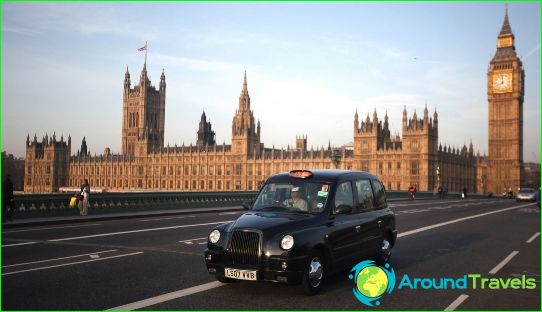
[289,170,313,179]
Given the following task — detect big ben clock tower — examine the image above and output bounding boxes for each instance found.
[487,7,524,195]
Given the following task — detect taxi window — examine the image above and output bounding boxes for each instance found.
[371,179,387,208]
[252,182,330,214]
[355,179,374,210]
[333,181,354,214]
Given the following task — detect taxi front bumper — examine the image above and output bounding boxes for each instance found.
[204,249,306,284]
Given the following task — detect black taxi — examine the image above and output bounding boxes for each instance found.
[204,170,397,295]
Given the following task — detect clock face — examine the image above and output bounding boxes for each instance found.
[493,73,512,92]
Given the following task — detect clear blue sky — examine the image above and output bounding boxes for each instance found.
[2,2,540,162]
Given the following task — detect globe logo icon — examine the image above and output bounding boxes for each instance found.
[357,266,388,297]
[349,260,396,306]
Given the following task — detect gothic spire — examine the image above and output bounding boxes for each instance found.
[499,5,512,37]
[243,70,248,92]
[238,71,250,111]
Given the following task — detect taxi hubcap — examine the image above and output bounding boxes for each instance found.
[308,257,323,288]
[382,239,391,260]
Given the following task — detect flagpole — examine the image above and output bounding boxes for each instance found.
[145,41,147,66]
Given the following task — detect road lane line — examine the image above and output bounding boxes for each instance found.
[47,221,233,242]
[2,249,118,268]
[178,237,206,243]
[139,216,196,222]
[2,242,38,248]
[398,203,533,238]
[108,281,225,310]
[2,223,102,234]
[489,251,519,275]
[526,232,540,243]
[2,252,144,276]
[445,294,469,310]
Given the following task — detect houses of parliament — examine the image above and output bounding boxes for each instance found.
[23,10,526,195]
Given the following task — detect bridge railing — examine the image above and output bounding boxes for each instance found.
[9,190,488,219]
[10,191,259,219]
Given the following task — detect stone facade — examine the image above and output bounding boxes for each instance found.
[23,10,527,194]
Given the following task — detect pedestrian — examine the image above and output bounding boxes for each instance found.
[79,179,91,216]
[408,184,417,200]
[2,174,15,222]
[536,187,540,209]
[443,185,448,199]
[462,187,468,199]
[438,185,443,199]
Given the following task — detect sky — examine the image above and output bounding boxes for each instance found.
[2,2,540,162]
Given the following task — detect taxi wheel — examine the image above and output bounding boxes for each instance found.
[216,275,236,283]
[375,235,392,266]
[300,250,325,296]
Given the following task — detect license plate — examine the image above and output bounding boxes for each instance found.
[224,268,257,281]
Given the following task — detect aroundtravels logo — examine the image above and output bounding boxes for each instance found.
[348,260,396,307]
[348,260,537,308]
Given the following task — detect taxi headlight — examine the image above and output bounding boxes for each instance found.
[209,230,221,244]
[280,235,294,250]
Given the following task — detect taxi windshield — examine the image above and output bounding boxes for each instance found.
[252,182,331,214]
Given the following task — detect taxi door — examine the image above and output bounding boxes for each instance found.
[353,179,383,259]
[326,181,365,268]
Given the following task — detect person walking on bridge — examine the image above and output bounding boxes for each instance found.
[79,179,91,216]
[2,174,15,222]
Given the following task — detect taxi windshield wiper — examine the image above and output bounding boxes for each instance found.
[253,205,287,211]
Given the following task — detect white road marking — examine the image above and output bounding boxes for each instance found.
[390,199,476,208]
[178,237,207,244]
[139,216,196,222]
[2,252,144,276]
[526,232,540,243]
[90,255,100,259]
[2,223,102,234]
[2,250,118,268]
[108,281,225,310]
[445,294,469,310]
[398,203,533,238]
[47,221,233,242]
[489,251,519,275]
[2,242,38,248]
[219,212,242,215]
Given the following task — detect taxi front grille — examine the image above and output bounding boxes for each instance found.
[229,230,261,266]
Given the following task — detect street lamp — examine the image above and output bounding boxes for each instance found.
[330,149,342,169]
[481,174,487,195]
[436,164,440,189]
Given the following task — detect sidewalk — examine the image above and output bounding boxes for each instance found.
[1,205,244,228]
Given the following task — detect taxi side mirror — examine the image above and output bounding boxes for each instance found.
[242,201,253,210]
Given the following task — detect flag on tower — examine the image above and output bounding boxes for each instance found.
[138,42,147,51]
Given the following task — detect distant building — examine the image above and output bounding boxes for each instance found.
[522,163,541,189]
[23,10,524,195]
[2,151,25,191]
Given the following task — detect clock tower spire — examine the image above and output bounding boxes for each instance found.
[487,6,524,195]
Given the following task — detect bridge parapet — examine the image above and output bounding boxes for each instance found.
[9,190,487,220]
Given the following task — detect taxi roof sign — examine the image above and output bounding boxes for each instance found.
[289,170,313,179]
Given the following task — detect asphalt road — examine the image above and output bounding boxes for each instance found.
[2,198,540,310]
